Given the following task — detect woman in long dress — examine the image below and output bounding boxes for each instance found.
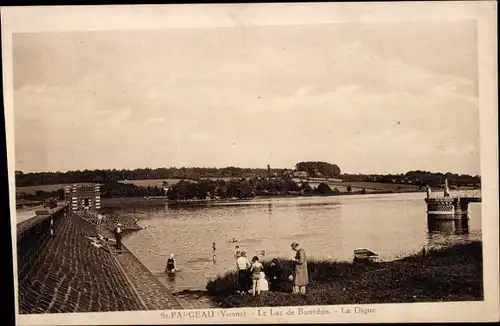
[267,258,283,291]
[291,242,309,294]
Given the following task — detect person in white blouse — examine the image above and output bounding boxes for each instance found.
[235,251,251,294]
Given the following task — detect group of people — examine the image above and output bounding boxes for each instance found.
[235,249,267,296]
[233,241,309,296]
[426,184,451,198]
[159,240,309,296]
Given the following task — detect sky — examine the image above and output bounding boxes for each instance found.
[11,18,481,175]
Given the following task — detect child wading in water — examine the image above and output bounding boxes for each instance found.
[165,253,176,273]
[250,256,264,296]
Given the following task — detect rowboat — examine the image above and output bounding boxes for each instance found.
[353,248,380,262]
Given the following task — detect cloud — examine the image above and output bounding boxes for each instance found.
[11,25,480,174]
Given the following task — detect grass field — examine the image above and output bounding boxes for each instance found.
[17,183,73,195]
[318,181,420,191]
[206,241,483,307]
[340,181,420,191]
[293,179,421,193]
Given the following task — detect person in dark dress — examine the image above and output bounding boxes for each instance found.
[267,258,283,291]
[113,223,123,251]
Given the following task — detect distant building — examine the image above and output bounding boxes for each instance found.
[293,171,309,178]
[313,169,323,177]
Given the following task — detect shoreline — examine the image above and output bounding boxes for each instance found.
[100,193,390,208]
[205,241,483,307]
[100,190,410,207]
[99,187,479,208]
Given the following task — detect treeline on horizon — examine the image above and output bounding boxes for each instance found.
[18,178,354,202]
[15,163,480,189]
[17,183,167,201]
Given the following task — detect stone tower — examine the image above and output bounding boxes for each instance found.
[65,183,101,212]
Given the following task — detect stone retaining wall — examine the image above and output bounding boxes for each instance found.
[425,197,455,213]
[17,207,145,314]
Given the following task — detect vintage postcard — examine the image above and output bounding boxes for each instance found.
[2,1,498,325]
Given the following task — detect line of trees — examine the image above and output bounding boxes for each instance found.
[165,177,368,201]
[14,162,343,187]
[16,178,352,202]
[166,177,306,200]
[17,189,65,201]
[342,170,481,188]
[100,182,166,198]
[14,167,290,187]
[16,182,167,201]
[15,166,480,190]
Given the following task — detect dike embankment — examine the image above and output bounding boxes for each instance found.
[16,205,184,314]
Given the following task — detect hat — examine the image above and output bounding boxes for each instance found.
[117,223,122,226]
[291,242,299,249]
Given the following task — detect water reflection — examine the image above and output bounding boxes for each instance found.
[427,217,469,235]
[167,272,176,283]
[114,192,481,292]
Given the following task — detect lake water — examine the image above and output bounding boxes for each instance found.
[103,191,482,292]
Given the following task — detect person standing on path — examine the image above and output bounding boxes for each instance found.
[235,250,251,294]
[291,242,308,295]
[113,223,123,252]
[97,212,103,226]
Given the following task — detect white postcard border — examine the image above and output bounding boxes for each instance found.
[2,2,498,324]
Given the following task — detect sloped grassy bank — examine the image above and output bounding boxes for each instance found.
[206,241,483,308]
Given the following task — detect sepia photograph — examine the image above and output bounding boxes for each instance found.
[2,2,498,324]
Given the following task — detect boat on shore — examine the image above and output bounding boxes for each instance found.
[353,248,380,263]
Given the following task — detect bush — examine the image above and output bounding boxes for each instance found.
[315,183,332,195]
